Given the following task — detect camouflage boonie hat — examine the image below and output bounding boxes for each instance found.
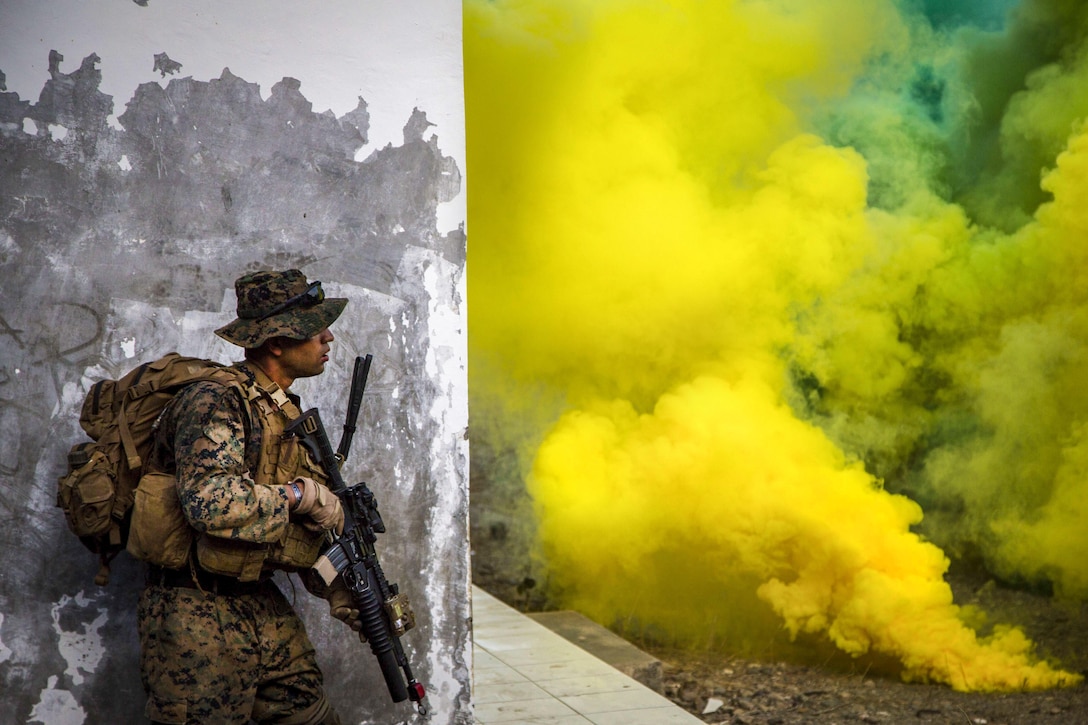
[215,269,347,348]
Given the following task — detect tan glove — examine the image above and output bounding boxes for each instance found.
[327,576,367,642]
[292,477,345,534]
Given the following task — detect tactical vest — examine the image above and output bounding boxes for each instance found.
[128,362,330,581]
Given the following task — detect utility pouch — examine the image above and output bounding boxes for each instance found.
[267,522,326,570]
[196,535,269,582]
[127,470,192,569]
[57,444,118,541]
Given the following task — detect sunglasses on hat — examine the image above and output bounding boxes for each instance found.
[258,281,325,321]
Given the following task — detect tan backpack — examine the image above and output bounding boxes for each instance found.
[57,353,248,585]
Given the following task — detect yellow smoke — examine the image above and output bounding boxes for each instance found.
[466,0,1088,690]
[534,375,1073,690]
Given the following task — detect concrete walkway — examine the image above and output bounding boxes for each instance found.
[471,586,704,724]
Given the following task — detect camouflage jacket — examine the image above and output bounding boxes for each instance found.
[155,364,292,544]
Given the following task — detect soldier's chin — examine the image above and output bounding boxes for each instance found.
[299,363,326,379]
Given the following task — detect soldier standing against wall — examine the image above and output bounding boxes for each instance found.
[138,269,364,725]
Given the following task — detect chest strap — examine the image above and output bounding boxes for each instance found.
[240,361,303,421]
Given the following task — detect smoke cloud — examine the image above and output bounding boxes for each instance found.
[465,0,1088,690]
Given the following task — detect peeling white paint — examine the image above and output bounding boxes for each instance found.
[0,231,20,263]
[0,613,13,663]
[51,592,108,687]
[49,123,69,140]
[422,258,468,435]
[23,117,37,135]
[3,1,468,720]
[28,676,86,725]
[403,248,471,716]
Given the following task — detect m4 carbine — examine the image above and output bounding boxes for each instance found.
[287,354,429,716]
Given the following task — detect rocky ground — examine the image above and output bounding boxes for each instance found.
[476,565,1088,724]
[653,569,1088,724]
[657,652,1087,724]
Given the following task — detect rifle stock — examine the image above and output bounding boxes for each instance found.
[286,356,428,716]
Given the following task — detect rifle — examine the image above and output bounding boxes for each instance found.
[286,354,429,716]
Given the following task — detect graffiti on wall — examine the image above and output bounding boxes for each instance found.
[0,50,469,724]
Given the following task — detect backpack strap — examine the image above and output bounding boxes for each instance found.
[115,360,158,471]
[118,397,143,471]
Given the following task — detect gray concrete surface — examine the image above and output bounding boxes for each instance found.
[527,611,664,694]
[473,587,702,724]
[0,21,469,724]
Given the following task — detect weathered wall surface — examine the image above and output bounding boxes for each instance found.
[0,5,469,724]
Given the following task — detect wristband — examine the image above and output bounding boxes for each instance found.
[289,480,303,509]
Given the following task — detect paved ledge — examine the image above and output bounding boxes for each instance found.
[472,586,702,724]
[526,611,664,694]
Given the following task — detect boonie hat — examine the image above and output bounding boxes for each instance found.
[215,269,347,348]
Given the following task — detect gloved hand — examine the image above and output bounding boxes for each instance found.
[327,576,368,642]
[293,477,345,534]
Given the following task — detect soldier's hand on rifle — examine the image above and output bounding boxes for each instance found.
[327,576,368,643]
[292,476,345,534]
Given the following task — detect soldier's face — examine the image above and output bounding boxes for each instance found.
[278,328,334,381]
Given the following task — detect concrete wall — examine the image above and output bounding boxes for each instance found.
[0,2,470,723]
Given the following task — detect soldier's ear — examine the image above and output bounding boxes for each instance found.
[251,336,285,359]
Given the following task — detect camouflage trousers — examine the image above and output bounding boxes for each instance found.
[137,579,341,725]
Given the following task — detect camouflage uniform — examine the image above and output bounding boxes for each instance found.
[137,269,349,725]
[138,581,332,724]
[138,371,338,725]
[165,372,283,547]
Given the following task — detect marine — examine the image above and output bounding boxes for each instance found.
[136,269,364,725]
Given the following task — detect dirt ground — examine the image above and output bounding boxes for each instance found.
[656,648,1087,725]
[475,565,1088,724]
[648,565,1088,724]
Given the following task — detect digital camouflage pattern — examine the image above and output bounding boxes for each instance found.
[215,269,347,348]
[158,375,291,543]
[141,364,342,723]
[134,268,352,723]
[138,582,339,724]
